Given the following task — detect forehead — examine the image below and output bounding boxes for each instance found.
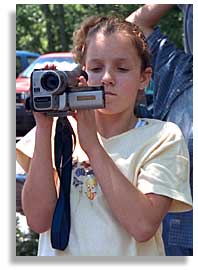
[86,32,139,62]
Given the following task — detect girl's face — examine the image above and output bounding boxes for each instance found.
[85,32,151,116]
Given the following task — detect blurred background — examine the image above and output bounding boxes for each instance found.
[16,4,184,54]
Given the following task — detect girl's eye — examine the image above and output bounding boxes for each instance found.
[117,67,129,72]
[89,67,102,72]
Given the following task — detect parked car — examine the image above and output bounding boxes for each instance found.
[16,52,76,136]
[16,50,40,78]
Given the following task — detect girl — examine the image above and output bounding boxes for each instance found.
[17,16,192,256]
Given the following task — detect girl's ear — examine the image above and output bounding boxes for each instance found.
[139,67,152,89]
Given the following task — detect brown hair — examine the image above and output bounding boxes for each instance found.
[72,16,151,72]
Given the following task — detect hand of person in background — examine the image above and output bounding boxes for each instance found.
[126,4,175,38]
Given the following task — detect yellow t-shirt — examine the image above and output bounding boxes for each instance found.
[16,117,192,256]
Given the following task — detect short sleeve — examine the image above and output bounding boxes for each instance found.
[16,116,83,173]
[137,122,192,212]
[16,126,36,172]
[16,118,58,172]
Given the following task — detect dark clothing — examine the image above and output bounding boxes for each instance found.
[177,4,193,54]
[147,27,193,255]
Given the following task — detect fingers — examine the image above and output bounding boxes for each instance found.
[71,111,77,121]
[33,111,53,129]
[44,64,57,70]
[78,75,87,87]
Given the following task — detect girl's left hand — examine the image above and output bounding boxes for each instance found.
[75,109,99,156]
[72,75,100,155]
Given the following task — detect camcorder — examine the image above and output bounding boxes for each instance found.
[28,65,105,116]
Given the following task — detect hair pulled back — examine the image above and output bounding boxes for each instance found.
[72,16,151,71]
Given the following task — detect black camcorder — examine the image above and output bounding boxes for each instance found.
[28,64,105,116]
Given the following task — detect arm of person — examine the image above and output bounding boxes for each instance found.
[75,110,192,242]
[126,4,193,122]
[88,144,172,242]
[126,4,175,38]
[21,113,58,233]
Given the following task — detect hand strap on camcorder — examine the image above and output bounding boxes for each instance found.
[51,116,76,250]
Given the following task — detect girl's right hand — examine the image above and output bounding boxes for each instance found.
[32,64,55,131]
[33,111,53,131]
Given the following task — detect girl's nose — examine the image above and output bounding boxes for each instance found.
[101,69,115,86]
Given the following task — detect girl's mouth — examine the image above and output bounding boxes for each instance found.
[105,91,117,96]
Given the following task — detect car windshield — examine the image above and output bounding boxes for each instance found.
[20,56,77,78]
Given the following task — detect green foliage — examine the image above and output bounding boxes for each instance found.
[16,216,39,256]
[16,4,183,54]
[158,6,183,50]
[16,5,46,53]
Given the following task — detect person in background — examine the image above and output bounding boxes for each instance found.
[126,4,193,256]
[177,4,193,54]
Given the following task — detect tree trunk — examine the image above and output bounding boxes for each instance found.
[55,5,67,51]
[40,4,54,52]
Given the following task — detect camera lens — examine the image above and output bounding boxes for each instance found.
[41,71,59,91]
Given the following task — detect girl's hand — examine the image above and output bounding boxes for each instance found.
[32,64,56,131]
[73,74,101,155]
[33,111,53,131]
[75,109,99,156]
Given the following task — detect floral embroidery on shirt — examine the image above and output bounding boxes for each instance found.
[72,160,98,200]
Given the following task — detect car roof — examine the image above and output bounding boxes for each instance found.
[17,52,77,78]
[38,52,73,58]
[16,50,40,57]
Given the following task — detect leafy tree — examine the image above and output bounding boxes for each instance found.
[16,4,183,54]
[16,216,39,256]
[16,5,46,53]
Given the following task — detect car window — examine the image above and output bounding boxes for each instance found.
[16,56,23,77]
[27,56,38,66]
[16,54,39,77]
[21,57,76,78]
[145,79,154,106]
